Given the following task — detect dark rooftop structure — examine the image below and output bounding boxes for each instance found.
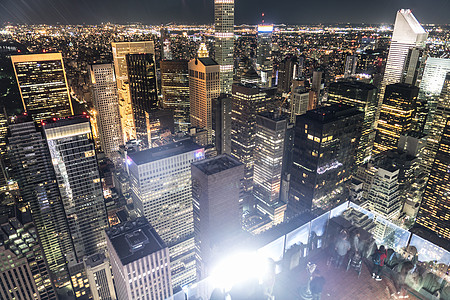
[41,114,90,128]
[197,57,218,66]
[192,154,243,176]
[128,139,203,165]
[106,217,166,265]
[304,103,363,123]
[84,252,107,268]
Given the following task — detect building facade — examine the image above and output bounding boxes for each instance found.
[11,53,73,121]
[214,0,234,94]
[89,63,123,160]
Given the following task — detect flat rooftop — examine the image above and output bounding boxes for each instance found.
[192,154,243,176]
[303,103,363,123]
[198,57,218,66]
[128,140,203,165]
[106,217,166,265]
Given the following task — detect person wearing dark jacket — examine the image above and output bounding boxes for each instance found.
[372,245,387,281]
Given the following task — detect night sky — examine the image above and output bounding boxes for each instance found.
[0,0,449,25]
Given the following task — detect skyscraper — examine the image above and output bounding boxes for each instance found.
[189,58,220,143]
[231,83,276,210]
[126,53,159,148]
[0,207,57,300]
[277,55,298,93]
[111,41,155,142]
[127,140,205,288]
[401,47,426,86]
[378,9,427,120]
[253,112,288,224]
[344,55,358,78]
[11,53,73,121]
[191,154,243,278]
[213,94,232,154]
[106,218,172,300]
[257,24,274,87]
[161,60,190,132]
[43,116,108,261]
[214,0,234,94]
[328,80,378,164]
[89,63,123,160]
[289,104,363,213]
[7,118,74,288]
[381,9,427,88]
[421,73,450,173]
[83,253,117,300]
[373,83,419,155]
[416,118,450,241]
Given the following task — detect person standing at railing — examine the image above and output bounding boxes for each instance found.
[334,233,351,269]
[372,245,387,281]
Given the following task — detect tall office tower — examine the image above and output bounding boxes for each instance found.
[344,55,358,78]
[188,58,220,143]
[0,207,57,300]
[111,41,155,142]
[89,64,123,160]
[290,86,311,123]
[311,70,323,106]
[0,108,8,189]
[84,253,117,300]
[328,80,378,164]
[126,53,158,149]
[7,119,74,288]
[231,83,276,211]
[43,116,108,261]
[416,118,450,241]
[11,53,73,121]
[418,58,450,133]
[191,154,243,278]
[106,218,172,300]
[367,166,401,220]
[277,55,298,93]
[379,9,427,120]
[214,0,234,94]
[401,47,426,86]
[213,94,232,154]
[197,42,209,58]
[161,60,190,132]
[127,140,205,288]
[253,112,288,224]
[421,73,450,173]
[257,24,274,87]
[289,104,363,213]
[373,83,419,155]
[161,28,173,60]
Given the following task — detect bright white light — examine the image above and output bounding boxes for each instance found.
[210,252,268,292]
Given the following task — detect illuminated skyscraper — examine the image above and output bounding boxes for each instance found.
[328,80,378,164]
[231,83,276,210]
[421,73,450,173]
[89,63,123,160]
[378,9,427,120]
[344,55,358,78]
[0,108,8,189]
[161,60,190,132]
[111,41,155,142]
[7,119,74,288]
[128,140,205,288]
[277,55,298,93]
[253,112,288,224]
[401,47,426,86]
[416,118,450,241]
[197,42,209,58]
[214,0,234,94]
[11,53,73,121]
[189,58,220,143]
[418,58,450,133]
[289,104,363,213]
[373,83,419,155]
[43,116,108,261]
[126,53,158,148]
[257,24,274,87]
[191,154,243,278]
[106,218,172,300]
[0,207,57,300]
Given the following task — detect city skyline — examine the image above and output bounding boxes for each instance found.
[1,0,450,25]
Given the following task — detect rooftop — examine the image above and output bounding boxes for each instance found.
[192,154,243,176]
[128,140,203,165]
[198,57,218,66]
[106,217,166,265]
[303,103,364,123]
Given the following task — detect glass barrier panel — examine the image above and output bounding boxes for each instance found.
[330,201,349,218]
[310,211,330,250]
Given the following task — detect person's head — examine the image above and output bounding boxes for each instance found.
[354,230,360,237]
[379,245,385,252]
